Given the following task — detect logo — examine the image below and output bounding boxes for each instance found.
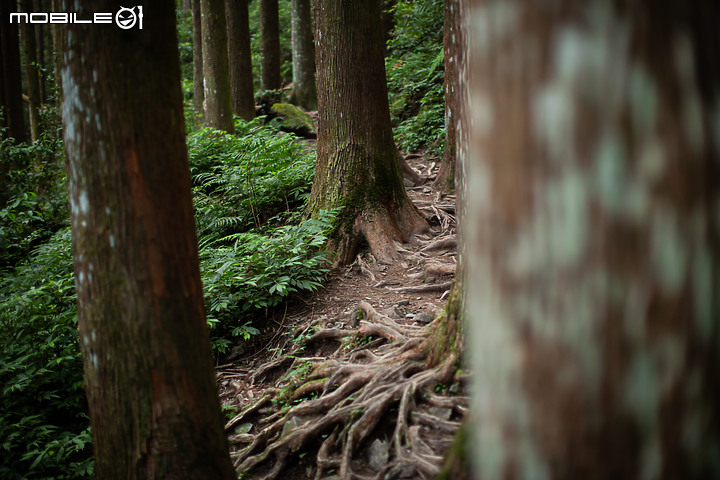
[9,6,143,30]
[115,6,142,30]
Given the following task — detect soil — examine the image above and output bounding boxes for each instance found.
[215,151,465,480]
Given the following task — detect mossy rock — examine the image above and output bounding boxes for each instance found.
[271,102,317,138]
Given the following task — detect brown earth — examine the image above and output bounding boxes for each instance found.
[215,152,466,480]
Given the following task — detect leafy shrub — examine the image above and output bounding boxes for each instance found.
[0,132,68,270]
[386,0,445,155]
[201,211,336,355]
[0,229,92,480]
[189,121,314,242]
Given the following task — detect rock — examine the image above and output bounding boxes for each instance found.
[271,102,317,137]
[428,406,453,421]
[397,300,410,307]
[233,422,253,435]
[281,416,307,436]
[368,438,389,471]
[414,313,435,323]
[349,309,363,327]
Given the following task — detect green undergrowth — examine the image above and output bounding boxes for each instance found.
[0,229,92,479]
[0,119,326,477]
[386,0,445,156]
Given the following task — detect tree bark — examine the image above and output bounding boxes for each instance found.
[433,0,461,192]
[192,0,204,122]
[61,1,236,478]
[33,0,47,103]
[19,0,42,143]
[259,0,281,90]
[226,0,255,121]
[201,0,234,132]
[0,0,28,144]
[307,0,428,265]
[464,1,720,478]
[51,0,63,99]
[290,0,316,110]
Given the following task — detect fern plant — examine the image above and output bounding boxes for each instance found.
[200,211,337,354]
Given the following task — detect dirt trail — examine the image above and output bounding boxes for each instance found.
[216,153,465,479]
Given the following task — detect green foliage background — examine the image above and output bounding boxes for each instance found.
[0,0,444,477]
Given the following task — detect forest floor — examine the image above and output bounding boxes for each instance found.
[215,148,466,479]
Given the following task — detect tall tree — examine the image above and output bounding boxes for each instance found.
[61,1,236,477]
[463,0,720,478]
[51,0,63,98]
[225,0,255,120]
[192,0,204,122]
[433,0,461,192]
[201,0,234,132]
[289,0,316,110]
[307,0,428,265]
[19,0,42,143]
[0,0,28,143]
[259,0,281,90]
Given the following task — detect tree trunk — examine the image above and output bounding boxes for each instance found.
[201,0,234,132]
[259,0,281,90]
[0,0,28,144]
[308,0,428,265]
[192,0,204,122]
[290,0,316,110]
[464,1,720,478]
[61,1,236,478]
[19,0,42,143]
[51,0,63,99]
[33,0,47,103]
[226,0,255,121]
[433,0,461,192]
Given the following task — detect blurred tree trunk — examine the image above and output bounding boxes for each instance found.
[289,0,316,110]
[226,0,255,120]
[192,0,204,122]
[201,0,234,132]
[19,0,42,143]
[61,1,236,477]
[433,0,461,193]
[260,0,281,90]
[464,1,720,478]
[307,0,428,265]
[0,0,28,144]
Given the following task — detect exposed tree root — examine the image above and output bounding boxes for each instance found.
[387,282,453,294]
[399,154,426,186]
[229,302,466,480]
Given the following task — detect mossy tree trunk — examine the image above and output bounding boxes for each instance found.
[201,0,234,132]
[260,0,281,90]
[464,0,720,478]
[290,0,316,110]
[226,0,255,121]
[0,0,27,144]
[61,1,236,478]
[308,0,428,265]
[192,0,204,122]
